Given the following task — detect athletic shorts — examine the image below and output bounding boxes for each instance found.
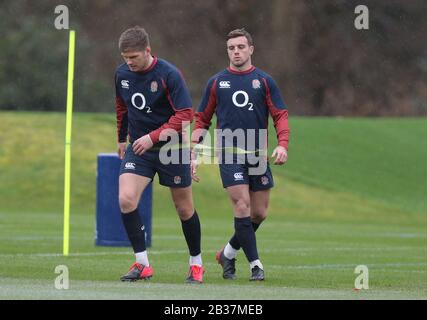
[120,144,191,188]
[219,162,274,191]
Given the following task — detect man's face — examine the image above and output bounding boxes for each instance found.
[121,48,151,72]
[227,36,254,68]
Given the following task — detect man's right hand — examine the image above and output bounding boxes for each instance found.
[118,142,127,160]
[191,149,200,182]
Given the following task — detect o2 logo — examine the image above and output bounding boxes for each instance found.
[232,90,253,111]
[131,93,152,113]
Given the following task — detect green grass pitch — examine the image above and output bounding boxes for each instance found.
[0,112,426,299]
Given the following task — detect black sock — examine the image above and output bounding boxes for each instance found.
[234,217,259,262]
[121,209,146,253]
[181,210,201,256]
[229,222,260,250]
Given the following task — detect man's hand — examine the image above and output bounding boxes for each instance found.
[132,134,154,156]
[190,149,200,182]
[271,146,288,165]
[118,142,127,160]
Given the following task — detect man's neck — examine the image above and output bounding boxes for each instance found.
[229,61,253,73]
[142,55,154,71]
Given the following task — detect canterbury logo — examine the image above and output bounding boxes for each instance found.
[124,162,135,170]
[219,81,231,88]
[234,172,244,181]
[121,80,129,89]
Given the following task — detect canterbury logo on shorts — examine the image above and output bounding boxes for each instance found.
[125,162,136,170]
[233,172,244,181]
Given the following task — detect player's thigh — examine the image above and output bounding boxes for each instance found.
[119,146,156,203]
[169,186,194,219]
[249,189,270,220]
[119,173,152,205]
[226,184,251,217]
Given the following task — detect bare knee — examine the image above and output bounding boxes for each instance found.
[231,196,251,216]
[251,200,269,223]
[175,203,194,220]
[119,193,138,213]
[251,210,268,224]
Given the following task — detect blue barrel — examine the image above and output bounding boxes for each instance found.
[95,153,152,247]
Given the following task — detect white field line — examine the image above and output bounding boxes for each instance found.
[0,245,424,258]
[268,262,427,270]
[0,251,426,271]
[0,250,189,257]
[0,246,425,258]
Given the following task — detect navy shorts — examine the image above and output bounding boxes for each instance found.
[120,145,191,188]
[219,162,274,191]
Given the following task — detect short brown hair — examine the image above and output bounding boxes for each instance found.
[226,28,253,46]
[119,26,150,52]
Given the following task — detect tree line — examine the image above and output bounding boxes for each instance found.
[1,0,426,116]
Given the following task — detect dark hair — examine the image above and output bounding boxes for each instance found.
[118,26,150,52]
[226,28,253,46]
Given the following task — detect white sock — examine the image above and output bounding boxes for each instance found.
[223,243,238,260]
[189,254,203,266]
[135,251,149,266]
[249,259,263,270]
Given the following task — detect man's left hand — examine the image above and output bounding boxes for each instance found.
[132,134,154,155]
[271,146,288,165]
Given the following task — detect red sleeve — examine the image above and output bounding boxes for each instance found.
[269,108,290,150]
[192,79,217,144]
[116,96,128,143]
[263,79,290,150]
[148,108,194,144]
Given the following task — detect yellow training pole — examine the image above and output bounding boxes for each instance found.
[63,30,75,256]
